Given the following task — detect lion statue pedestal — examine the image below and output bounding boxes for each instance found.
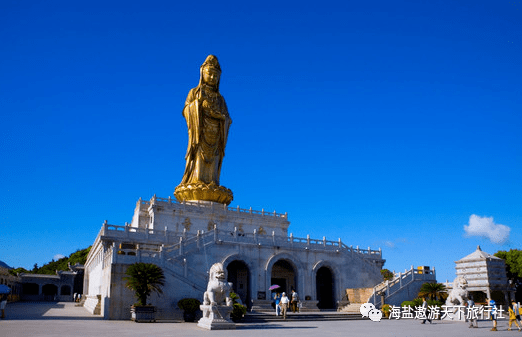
[197,263,236,330]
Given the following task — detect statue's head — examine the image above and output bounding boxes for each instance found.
[209,262,227,282]
[454,275,468,289]
[200,55,221,90]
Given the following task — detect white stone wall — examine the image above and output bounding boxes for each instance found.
[130,197,290,237]
[84,197,384,319]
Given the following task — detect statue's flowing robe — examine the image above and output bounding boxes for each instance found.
[181,85,231,185]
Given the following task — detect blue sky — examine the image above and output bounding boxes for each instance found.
[1,0,520,284]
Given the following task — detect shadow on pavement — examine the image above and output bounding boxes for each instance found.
[237,324,317,330]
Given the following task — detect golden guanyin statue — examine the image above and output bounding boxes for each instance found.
[174,55,233,205]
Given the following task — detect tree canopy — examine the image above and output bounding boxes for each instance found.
[123,262,165,306]
[9,247,91,275]
[418,282,447,301]
[495,249,522,302]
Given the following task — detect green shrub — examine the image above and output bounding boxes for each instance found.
[401,298,423,308]
[177,298,201,313]
[230,292,247,322]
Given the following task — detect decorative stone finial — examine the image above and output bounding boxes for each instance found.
[477,245,481,251]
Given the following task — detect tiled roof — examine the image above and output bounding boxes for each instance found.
[457,245,502,262]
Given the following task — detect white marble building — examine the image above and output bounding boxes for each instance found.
[84,196,385,320]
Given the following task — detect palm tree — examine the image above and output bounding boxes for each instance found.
[418,282,447,301]
[123,262,165,306]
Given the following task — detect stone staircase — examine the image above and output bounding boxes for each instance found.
[243,310,363,323]
[340,303,364,313]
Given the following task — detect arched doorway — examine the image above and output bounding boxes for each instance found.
[42,284,58,301]
[316,266,335,309]
[23,283,39,295]
[227,260,250,308]
[271,259,297,295]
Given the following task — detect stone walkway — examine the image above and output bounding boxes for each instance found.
[0,302,519,336]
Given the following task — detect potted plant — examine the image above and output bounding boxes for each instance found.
[381,304,391,318]
[229,292,247,322]
[177,298,201,322]
[123,262,165,323]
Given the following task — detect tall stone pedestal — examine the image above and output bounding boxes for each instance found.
[197,305,236,330]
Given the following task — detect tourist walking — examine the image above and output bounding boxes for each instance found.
[273,292,281,316]
[0,294,7,319]
[487,298,498,331]
[280,292,290,320]
[514,301,522,325]
[420,297,431,324]
[291,289,299,313]
[466,298,478,328]
[508,300,522,331]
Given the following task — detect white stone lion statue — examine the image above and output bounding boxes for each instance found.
[445,275,468,307]
[203,263,233,307]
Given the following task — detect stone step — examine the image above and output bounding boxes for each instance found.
[243,311,363,323]
[340,303,365,313]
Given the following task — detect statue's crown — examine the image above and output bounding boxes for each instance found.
[202,55,221,73]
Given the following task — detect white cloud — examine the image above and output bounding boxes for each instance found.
[463,214,510,244]
[54,254,65,261]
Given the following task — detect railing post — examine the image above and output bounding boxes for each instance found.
[307,234,310,245]
[183,258,187,277]
[253,229,257,243]
[323,236,326,247]
[197,230,201,248]
[214,224,218,242]
[386,280,390,296]
[112,242,117,263]
[179,237,183,256]
[137,244,141,262]
[411,265,414,281]
[338,238,342,248]
[399,272,402,288]
[290,233,293,244]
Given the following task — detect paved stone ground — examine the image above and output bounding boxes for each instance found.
[1,302,520,337]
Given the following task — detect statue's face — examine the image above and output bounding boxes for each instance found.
[203,67,220,87]
[214,268,225,280]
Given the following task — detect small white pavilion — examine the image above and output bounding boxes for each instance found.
[453,245,514,304]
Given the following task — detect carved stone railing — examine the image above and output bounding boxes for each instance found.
[142,196,288,219]
[368,265,436,307]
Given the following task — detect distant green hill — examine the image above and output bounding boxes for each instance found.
[10,247,91,276]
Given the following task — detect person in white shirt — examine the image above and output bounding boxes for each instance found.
[280,292,290,320]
